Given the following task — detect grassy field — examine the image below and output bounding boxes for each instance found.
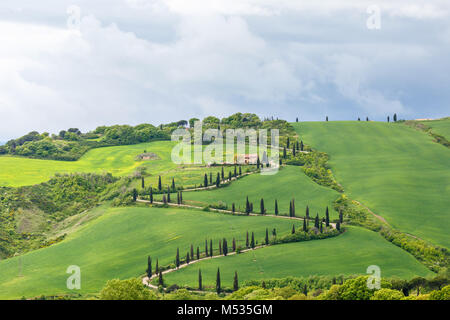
[419,118,450,138]
[161,226,434,288]
[0,205,305,299]
[0,141,178,187]
[293,121,450,248]
[172,166,340,219]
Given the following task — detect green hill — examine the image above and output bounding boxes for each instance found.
[161,226,434,288]
[293,121,450,248]
[0,205,303,299]
[179,165,340,219]
[419,118,450,139]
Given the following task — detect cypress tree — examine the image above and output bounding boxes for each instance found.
[303,217,307,232]
[339,210,343,223]
[167,187,171,203]
[179,191,183,203]
[158,176,162,191]
[394,113,397,122]
[216,268,221,294]
[291,224,295,234]
[292,145,296,156]
[132,188,138,202]
[250,203,253,213]
[260,198,265,215]
[287,137,290,149]
[303,284,308,296]
[210,239,213,257]
[239,166,242,176]
[176,248,180,268]
[246,231,249,248]
[172,178,175,191]
[296,117,299,122]
[219,240,222,255]
[162,194,167,204]
[326,116,328,121]
[320,221,323,233]
[149,187,153,204]
[158,271,163,286]
[233,271,239,291]
[186,252,190,264]
[245,196,250,215]
[228,171,232,181]
[358,117,361,121]
[325,206,330,227]
[198,269,203,290]
[232,238,236,252]
[205,239,208,257]
[387,116,390,123]
[221,167,224,180]
[300,140,304,151]
[289,201,292,217]
[147,256,152,277]
[232,203,235,213]
[292,199,295,217]
[315,214,319,229]
[155,259,159,274]
[336,221,341,231]
[197,247,200,260]
[234,166,237,177]
[296,141,299,151]
[177,192,180,205]
[251,232,255,249]
[265,228,269,245]
[216,173,221,187]
[191,244,194,260]
[257,156,260,169]
[141,177,145,189]
[204,173,208,187]
[306,205,309,220]
[209,172,212,184]
[223,238,228,256]
[366,116,369,121]
[275,199,278,215]
[283,147,286,159]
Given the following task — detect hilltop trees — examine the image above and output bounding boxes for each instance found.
[393,113,397,122]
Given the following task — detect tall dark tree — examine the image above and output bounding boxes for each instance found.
[210,239,213,257]
[274,199,279,215]
[260,198,265,215]
[221,167,225,181]
[162,194,167,204]
[287,137,290,149]
[283,147,287,159]
[265,228,269,245]
[147,256,152,277]
[387,116,390,123]
[292,199,295,217]
[179,191,183,203]
[158,176,162,191]
[257,156,261,169]
[251,232,255,249]
[233,271,239,291]
[228,171,232,181]
[234,166,237,177]
[325,206,330,227]
[209,172,213,184]
[197,247,200,260]
[366,116,369,121]
[303,217,307,232]
[291,224,295,234]
[300,140,304,151]
[155,259,159,274]
[245,196,251,215]
[246,231,249,248]
[219,240,222,255]
[141,177,145,189]
[198,269,203,290]
[296,117,299,122]
[216,173,221,187]
[132,188,138,202]
[176,248,180,268]
[272,228,277,237]
[393,113,397,122]
[320,221,323,233]
[232,238,236,252]
[315,214,319,229]
[171,178,175,191]
[306,205,309,220]
[149,187,153,204]
[223,238,228,256]
[205,239,208,257]
[239,166,242,176]
[339,210,343,223]
[289,201,293,217]
[336,221,341,231]
[216,268,221,294]
[186,252,190,264]
[292,145,296,156]
[232,203,236,213]
[177,192,180,205]
[326,116,329,121]
[204,173,208,187]
[167,187,171,203]
[190,244,194,260]
[358,117,361,121]
[158,271,164,286]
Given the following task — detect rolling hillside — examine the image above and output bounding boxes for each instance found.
[419,118,450,138]
[0,205,303,299]
[161,226,434,288]
[293,121,450,248]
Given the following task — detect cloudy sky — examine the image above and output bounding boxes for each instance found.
[0,0,449,140]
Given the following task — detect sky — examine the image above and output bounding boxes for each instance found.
[0,0,449,141]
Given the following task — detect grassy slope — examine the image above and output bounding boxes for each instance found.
[419,118,450,138]
[293,121,450,248]
[0,141,177,187]
[179,166,340,219]
[162,226,434,288]
[0,206,303,299]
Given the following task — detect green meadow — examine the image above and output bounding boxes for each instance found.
[0,205,302,299]
[419,118,450,138]
[161,226,434,288]
[293,121,450,248]
[177,165,340,219]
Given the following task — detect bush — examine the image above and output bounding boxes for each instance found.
[99,278,158,300]
[371,288,404,300]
